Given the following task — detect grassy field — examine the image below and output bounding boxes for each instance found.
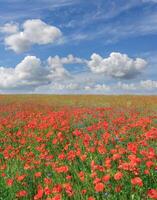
[0,95,157,200]
[0,95,157,110]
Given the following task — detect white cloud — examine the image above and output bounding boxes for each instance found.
[5,32,31,53]
[47,54,85,78]
[23,19,62,44]
[4,19,62,53]
[60,54,86,64]
[117,80,157,91]
[80,80,157,94]
[50,83,110,91]
[117,82,136,90]
[0,56,49,89]
[47,56,70,78]
[0,54,84,91]
[35,82,111,93]
[84,86,91,90]
[84,84,110,92]
[0,23,19,34]
[88,52,147,79]
[15,56,48,82]
[94,84,110,91]
[86,81,157,93]
[140,80,157,89]
[50,83,80,90]
[0,52,156,94]
[0,67,17,88]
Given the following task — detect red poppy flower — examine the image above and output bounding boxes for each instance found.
[6,178,14,186]
[95,182,104,192]
[17,174,26,181]
[88,197,95,200]
[147,189,157,199]
[102,174,110,182]
[114,172,123,180]
[131,177,143,187]
[35,172,42,178]
[16,190,28,197]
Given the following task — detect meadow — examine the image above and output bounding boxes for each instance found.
[0,95,157,200]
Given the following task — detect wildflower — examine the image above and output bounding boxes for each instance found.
[1,173,6,177]
[52,184,62,193]
[88,197,95,200]
[17,174,26,182]
[102,174,110,182]
[63,183,73,197]
[51,194,62,200]
[44,186,51,195]
[147,189,157,199]
[91,172,97,179]
[67,150,76,161]
[103,121,108,130]
[58,153,66,160]
[93,177,101,184]
[34,185,43,200]
[73,129,81,136]
[131,177,143,187]
[6,178,14,186]
[81,189,87,194]
[16,190,28,197]
[44,177,52,185]
[115,185,122,192]
[146,161,154,168]
[80,154,87,161]
[127,142,138,154]
[78,171,85,181]
[105,158,112,169]
[97,146,106,154]
[0,164,6,170]
[114,171,123,180]
[35,172,42,178]
[112,153,121,161]
[66,175,72,180]
[144,169,150,175]
[95,182,104,192]
[56,165,69,173]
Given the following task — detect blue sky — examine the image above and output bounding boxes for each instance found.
[0,0,157,94]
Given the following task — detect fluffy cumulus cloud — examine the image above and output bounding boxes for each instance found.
[0,56,49,90]
[15,56,49,83]
[0,54,84,91]
[3,19,62,53]
[47,54,85,78]
[88,52,147,79]
[0,52,156,94]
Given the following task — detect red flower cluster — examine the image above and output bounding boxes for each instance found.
[0,100,156,199]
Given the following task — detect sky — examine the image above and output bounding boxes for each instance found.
[0,0,157,94]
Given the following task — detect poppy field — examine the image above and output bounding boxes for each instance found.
[0,95,157,200]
